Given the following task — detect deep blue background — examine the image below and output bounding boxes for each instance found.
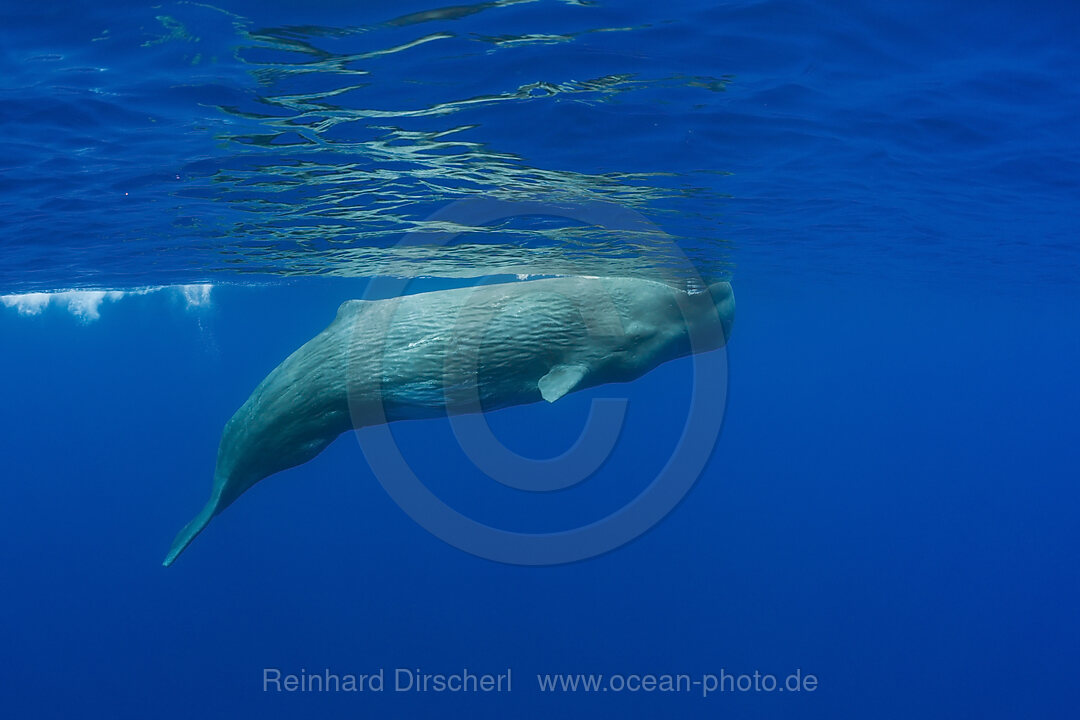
[2,0,1079,718]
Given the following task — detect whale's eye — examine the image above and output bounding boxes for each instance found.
[622,322,652,347]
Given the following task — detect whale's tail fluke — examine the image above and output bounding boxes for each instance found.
[162,499,218,567]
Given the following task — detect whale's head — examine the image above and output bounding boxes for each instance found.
[685,281,735,353]
[626,279,733,354]
[591,278,734,384]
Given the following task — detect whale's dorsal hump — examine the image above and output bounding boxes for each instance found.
[538,363,589,403]
[335,299,369,321]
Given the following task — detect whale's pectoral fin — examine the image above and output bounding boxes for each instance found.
[538,363,589,403]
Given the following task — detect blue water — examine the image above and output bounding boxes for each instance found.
[2,0,1078,718]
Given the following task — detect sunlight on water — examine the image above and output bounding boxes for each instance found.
[0,1,735,292]
[193,2,735,286]
[2,0,1074,293]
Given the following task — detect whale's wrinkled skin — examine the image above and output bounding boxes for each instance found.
[163,277,734,566]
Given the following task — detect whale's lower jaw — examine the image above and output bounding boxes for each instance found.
[162,496,218,567]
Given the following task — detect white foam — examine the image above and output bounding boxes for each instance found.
[56,290,124,321]
[179,284,213,308]
[0,284,214,321]
[1,292,51,316]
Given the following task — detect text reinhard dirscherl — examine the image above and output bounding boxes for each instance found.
[262,668,819,698]
[263,668,512,694]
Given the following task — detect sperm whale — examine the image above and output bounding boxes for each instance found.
[163,276,734,566]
